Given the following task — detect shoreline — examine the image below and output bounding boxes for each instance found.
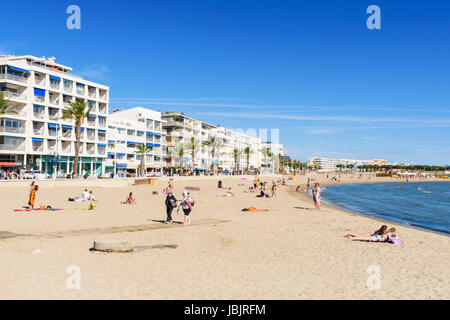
[288,178,450,237]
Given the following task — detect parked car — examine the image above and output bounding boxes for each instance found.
[23,170,50,179]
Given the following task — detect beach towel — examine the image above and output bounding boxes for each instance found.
[242,207,268,212]
[185,186,200,191]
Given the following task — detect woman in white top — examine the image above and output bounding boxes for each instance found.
[180,191,193,225]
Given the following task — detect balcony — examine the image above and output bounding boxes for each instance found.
[62,130,72,138]
[98,147,106,155]
[48,142,57,152]
[62,145,72,154]
[32,144,44,152]
[50,82,60,90]
[35,78,46,86]
[88,91,96,98]
[34,96,45,103]
[33,112,45,119]
[0,126,25,134]
[48,112,59,120]
[0,73,28,83]
[64,86,73,93]
[49,98,60,106]
[76,89,85,96]
[86,146,95,154]
[0,144,25,151]
[33,128,44,136]
[98,135,106,142]
[1,91,27,101]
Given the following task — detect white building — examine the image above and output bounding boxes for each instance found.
[308,156,370,172]
[0,55,109,177]
[260,141,286,174]
[161,112,261,174]
[106,107,166,177]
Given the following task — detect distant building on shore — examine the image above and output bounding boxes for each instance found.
[308,156,370,172]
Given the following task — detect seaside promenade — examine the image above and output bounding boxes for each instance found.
[0,173,448,299]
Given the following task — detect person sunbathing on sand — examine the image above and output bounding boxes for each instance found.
[348,228,396,242]
[344,225,387,238]
[125,192,137,204]
[227,187,235,196]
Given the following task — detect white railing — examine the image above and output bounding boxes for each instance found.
[50,99,60,106]
[32,145,44,152]
[88,92,96,98]
[62,131,72,138]
[1,91,27,100]
[64,87,73,93]
[33,112,45,119]
[48,113,59,120]
[0,144,25,151]
[76,89,85,96]
[0,73,28,83]
[50,82,60,89]
[87,148,95,154]
[0,127,25,134]
[62,147,72,154]
[33,128,44,135]
[98,135,106,141]
[87,135,95,141]
[34,96,45,103]
[35,79,46,86]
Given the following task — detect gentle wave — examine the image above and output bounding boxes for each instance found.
[321,182,450,236]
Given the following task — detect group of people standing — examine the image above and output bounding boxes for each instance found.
[164,179,195,225]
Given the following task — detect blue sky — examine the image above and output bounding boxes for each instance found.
[2,0,449,164]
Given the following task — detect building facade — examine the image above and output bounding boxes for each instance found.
[308,156,370,172]
[260,141,286,174]
[162,112,261,174]
[0,55,109,177]
[106,107,166,176]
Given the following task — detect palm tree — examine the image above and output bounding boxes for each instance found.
[62,100,93,178]
[185,137,201,171]
[172,142,186,174]
[0,91,18,115]
[203,136,222,175]
[231,148,242,175]
[259,147,272,174]
[135,144,152,177]
[243,146,253,174]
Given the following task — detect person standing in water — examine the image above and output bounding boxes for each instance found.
[312,183,321,210]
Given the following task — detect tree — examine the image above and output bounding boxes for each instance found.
[172,142,186,174]
[231,148,242,175]
[336,164,345,171]
[62,100,93,178]
[243,146,253,174]
[185,137,201,171]
[135,144,152,178]
[203,136,222,175]
[0,91,18,115]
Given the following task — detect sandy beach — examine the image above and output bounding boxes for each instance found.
[0,174,449,300]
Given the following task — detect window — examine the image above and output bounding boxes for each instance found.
[127,129,135,136]
[137,131,144,137]
[117,128,126,135]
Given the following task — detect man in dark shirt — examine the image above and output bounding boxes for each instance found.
[164,189,177,224]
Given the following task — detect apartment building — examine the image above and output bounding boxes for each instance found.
[308,156,370,172]
[260,141,286,174]
[162,112,261,173]
[106,107,166,176]
[0,55,109,177]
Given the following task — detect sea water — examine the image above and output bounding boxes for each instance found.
[320,182,450,235]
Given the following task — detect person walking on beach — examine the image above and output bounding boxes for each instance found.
[312,183,321,210]
[164,189,177,224]
[271,181,277,197]
[180,191,193,225]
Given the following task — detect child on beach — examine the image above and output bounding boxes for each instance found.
[180,191,194,225]
[164,189,177,224]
